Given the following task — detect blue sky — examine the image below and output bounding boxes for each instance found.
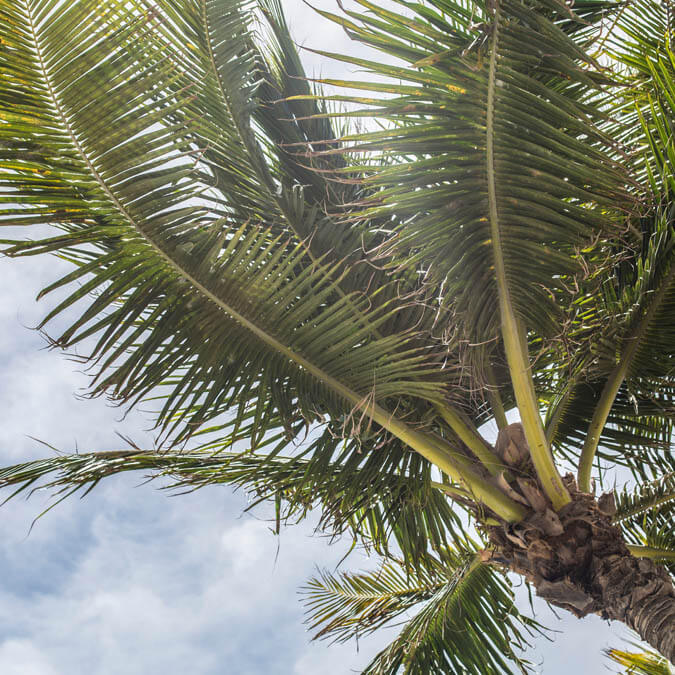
[0,2,639,673]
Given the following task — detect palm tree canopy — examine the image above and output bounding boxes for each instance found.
[0,0,673,671]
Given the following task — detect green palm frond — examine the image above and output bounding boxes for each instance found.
[614,461,675,576]
[607,645,673,675]
[1,0,532,521]
[152,0,434,356]
[546,382,674,480]
[542,22,675,487]
[296,0,639,506]
[254,0,351,198]
[0,437,474,564]
[306,0,629,341]
[304,549,543,674]
[615,472,675,525]
[250,10,427,352]
[303,556,447,643]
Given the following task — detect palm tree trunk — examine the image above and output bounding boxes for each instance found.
[485,471,675,663]
[593,553,675,663]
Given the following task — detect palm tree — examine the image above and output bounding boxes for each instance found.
[0,0,673,671]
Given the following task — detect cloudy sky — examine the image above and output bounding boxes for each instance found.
[0,1,638,673]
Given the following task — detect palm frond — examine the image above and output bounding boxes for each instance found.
[542,23,675,487]
[297,0,638,506]
[614,462,675,577]
[307,0,630,340]
[615,472,675,524]
[607,645,673,675]
[304,549,543,674]
[0,435,476,565]
[0,0,532,520]
[303,557,447,643]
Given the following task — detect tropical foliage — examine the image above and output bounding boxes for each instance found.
[609,644,673,675]
[0,0,674,671]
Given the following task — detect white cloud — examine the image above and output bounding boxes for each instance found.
[0,639,59,675]
[0,471,388,674]
[293,639,390,675]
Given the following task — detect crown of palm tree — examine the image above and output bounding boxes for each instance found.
[0,0,673,671]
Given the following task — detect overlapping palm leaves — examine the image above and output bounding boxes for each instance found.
[0,0,524,570]
[1,0,674,671]
[1,0,441,428]
[301,0,643,506]
[303,549,544,674]
[1,0,520,504]
[615,467,675,577]
[542,13,675,487]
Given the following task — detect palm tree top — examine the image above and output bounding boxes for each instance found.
[0,0,673,670]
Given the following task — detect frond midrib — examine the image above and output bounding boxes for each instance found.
[486,0,569,509]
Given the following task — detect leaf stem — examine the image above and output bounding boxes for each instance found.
[368,411,526,521]
[578,266,675,492]
[429,481,471,500]
[626,545,675,561]
[485,1,569,510]
[435,404,502,475]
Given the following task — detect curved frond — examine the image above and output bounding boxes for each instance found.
[304,549,544,674]
[299,0,641,506]
[0,435,474,565]
[303,558,446,644]
[615,462,675,577]
[304,542,541,675]
[0,0,535,520]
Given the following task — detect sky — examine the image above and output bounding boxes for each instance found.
[0,1,641,673]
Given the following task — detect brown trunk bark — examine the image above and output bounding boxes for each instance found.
[482,444,675,663]
[594,552,675,663]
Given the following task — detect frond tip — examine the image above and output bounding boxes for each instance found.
[607,645,673,675]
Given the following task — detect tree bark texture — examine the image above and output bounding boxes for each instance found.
[484,425,675,662]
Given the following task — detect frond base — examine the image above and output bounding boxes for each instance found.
[485,475,675,662]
